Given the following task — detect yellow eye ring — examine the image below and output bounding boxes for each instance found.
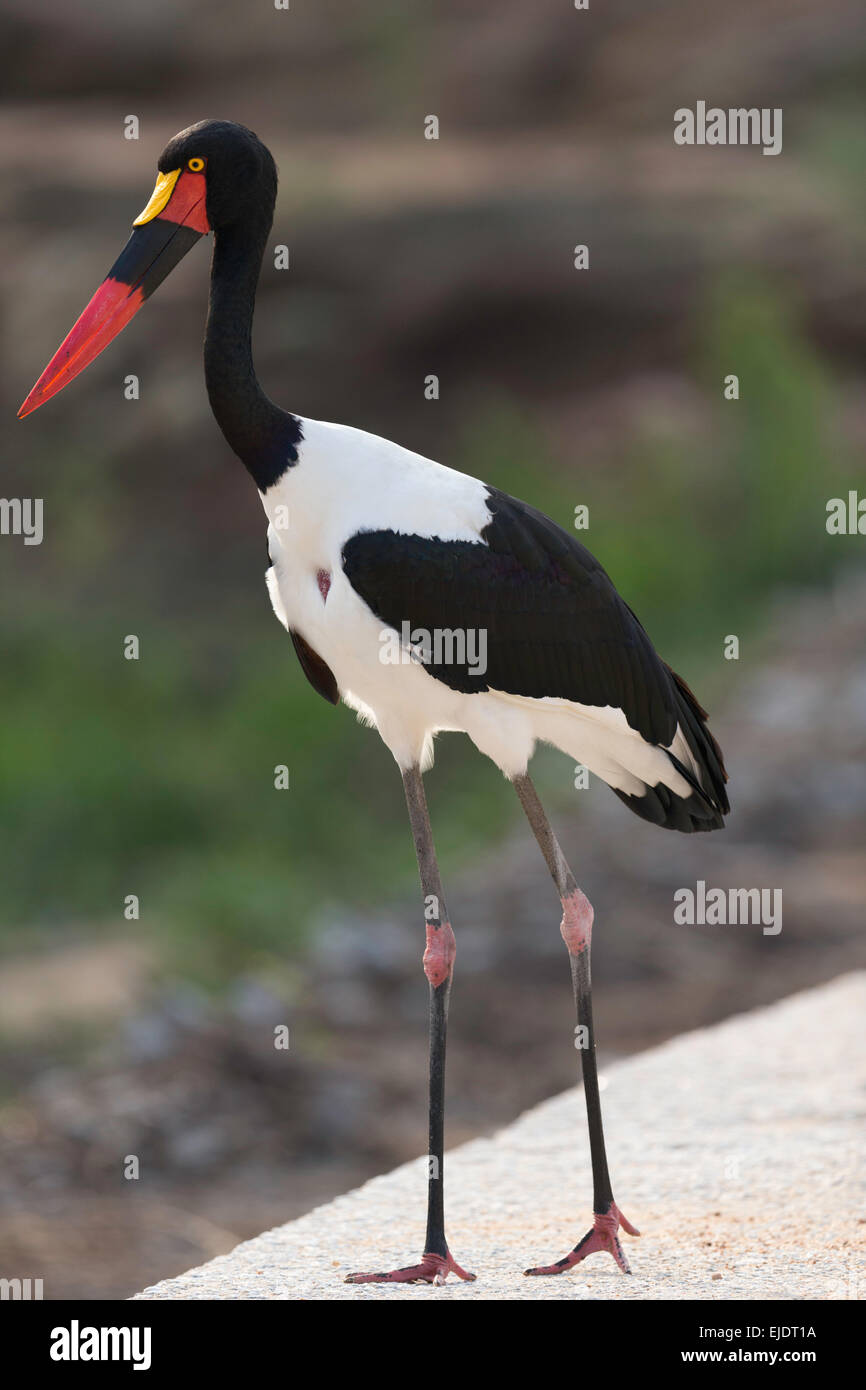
[187,157,205,172]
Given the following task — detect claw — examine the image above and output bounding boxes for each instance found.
[345,1249,476,1284]
[525,1201,640,1277]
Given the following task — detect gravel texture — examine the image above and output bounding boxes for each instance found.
[134,973,865,1300]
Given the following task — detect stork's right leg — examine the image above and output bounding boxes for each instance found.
[345,765,475,1285]
[513,773,640,1276]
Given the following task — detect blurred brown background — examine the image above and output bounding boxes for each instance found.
[1,0,865,1298]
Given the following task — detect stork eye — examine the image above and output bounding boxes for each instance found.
[187,157,205,172]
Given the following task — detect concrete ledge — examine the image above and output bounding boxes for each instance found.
[134,974,864,1300]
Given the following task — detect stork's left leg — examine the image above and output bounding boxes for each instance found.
[345,765,475,1285]
[513,773,640,1276]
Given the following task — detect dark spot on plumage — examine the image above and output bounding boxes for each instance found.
[289,629,339,706]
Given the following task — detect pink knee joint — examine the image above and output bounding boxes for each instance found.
[423,921,456,987]
[560,888,593,955]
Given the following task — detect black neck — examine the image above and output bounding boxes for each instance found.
[204,208,301,491]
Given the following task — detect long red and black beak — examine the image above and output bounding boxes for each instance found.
[18,165,210,418]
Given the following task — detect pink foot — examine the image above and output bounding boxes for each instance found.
[345,1248,476,1285]
[525,1202,640,1277]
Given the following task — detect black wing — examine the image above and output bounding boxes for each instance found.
[342,487,728,825]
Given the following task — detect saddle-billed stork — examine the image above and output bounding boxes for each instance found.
[20,121,729,1284]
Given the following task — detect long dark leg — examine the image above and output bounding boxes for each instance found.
[345,766,474,1285]
[513,772,639,1275]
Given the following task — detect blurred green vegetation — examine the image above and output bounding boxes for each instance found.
[0,276,853,982]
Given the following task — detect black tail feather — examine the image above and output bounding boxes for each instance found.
[612,666,729,834]
[666,665,730,816]
[612,780,724,834]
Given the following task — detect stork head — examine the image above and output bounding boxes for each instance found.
[18,120,277,418]
[158,120,278,231]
